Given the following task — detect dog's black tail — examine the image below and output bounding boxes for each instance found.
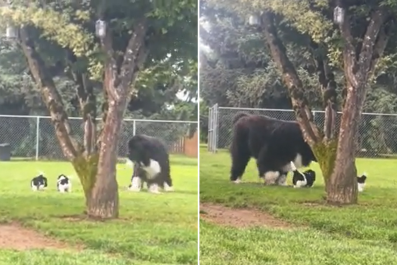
[232,112,249,124]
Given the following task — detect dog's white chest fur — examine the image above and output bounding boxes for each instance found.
[140,159,161,179]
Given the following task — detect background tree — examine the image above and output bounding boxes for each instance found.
[201,0,397,204]
[0,0,197,218]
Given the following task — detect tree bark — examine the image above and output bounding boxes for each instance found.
[19,27,79,161]
[86,100,124,218]
[72,154,99,207]
[326,81,360,204]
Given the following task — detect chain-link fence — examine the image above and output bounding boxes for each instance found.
[0,115,197,160]
[208,105,397,158]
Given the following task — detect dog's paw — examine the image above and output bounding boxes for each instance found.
[164,183,174,192]
[148,184,161,194]
[232,178,241,184]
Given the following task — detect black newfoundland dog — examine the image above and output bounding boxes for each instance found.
[127,134,173,193]
[230,112,317,185]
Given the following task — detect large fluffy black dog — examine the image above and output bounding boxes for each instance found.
[127,134,173,193]
[230,112,317,185]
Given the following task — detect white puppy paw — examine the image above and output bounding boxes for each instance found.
[128,177,142,192]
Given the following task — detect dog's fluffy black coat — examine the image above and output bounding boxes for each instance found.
[127,134,173,190]
[31,174,48,190]
[230,112,317,182]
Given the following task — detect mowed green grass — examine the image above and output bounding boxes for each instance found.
[0,155,198,265]
[200,147,397,265]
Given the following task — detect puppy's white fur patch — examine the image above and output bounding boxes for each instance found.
[294,179,307,188]
[357,172,367,192]
[129,177,142,192]
[358,183,365,192]
[141,159,161,179]
[264,171,280,185]
[58,183,72,193]
[31,183,45,191]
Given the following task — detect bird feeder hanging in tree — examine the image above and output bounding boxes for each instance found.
[248,14,261,26]
[333,6,345,25]
[95,19,107,39]
[5,24,18,39]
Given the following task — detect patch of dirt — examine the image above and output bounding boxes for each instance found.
[0,223,80,251]
[200,203,291,229]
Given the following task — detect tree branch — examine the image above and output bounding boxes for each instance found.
[368,18,392,80]
[261,12,321,145]
[357,8,388,82]
[19,27,78,160]
[118,18,148,95]
[320,58,337,140]
[337,0,359,88]
[100,28,120,102]
[66,51,97,155]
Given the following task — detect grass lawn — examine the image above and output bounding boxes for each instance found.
[200,147,397,265]
[0,155,198,265]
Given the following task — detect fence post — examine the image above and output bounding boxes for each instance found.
[313,110,316,124]
[132,120,136,136]
[214,103,219,153]
[35,116,40,161]
[208,106,212,151]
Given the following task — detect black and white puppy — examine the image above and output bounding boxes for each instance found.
[31,173,48,191]
[357,172,367,192]
[57,174,72,193]
[127,161,149,190]
[126,134,173,193]
[291,161,316,188]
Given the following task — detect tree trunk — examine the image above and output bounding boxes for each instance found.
[326,157,357,204]
[311,140,337,185]
[325,81,365,204]
[85,101,125,218]
[72,154,99,207]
